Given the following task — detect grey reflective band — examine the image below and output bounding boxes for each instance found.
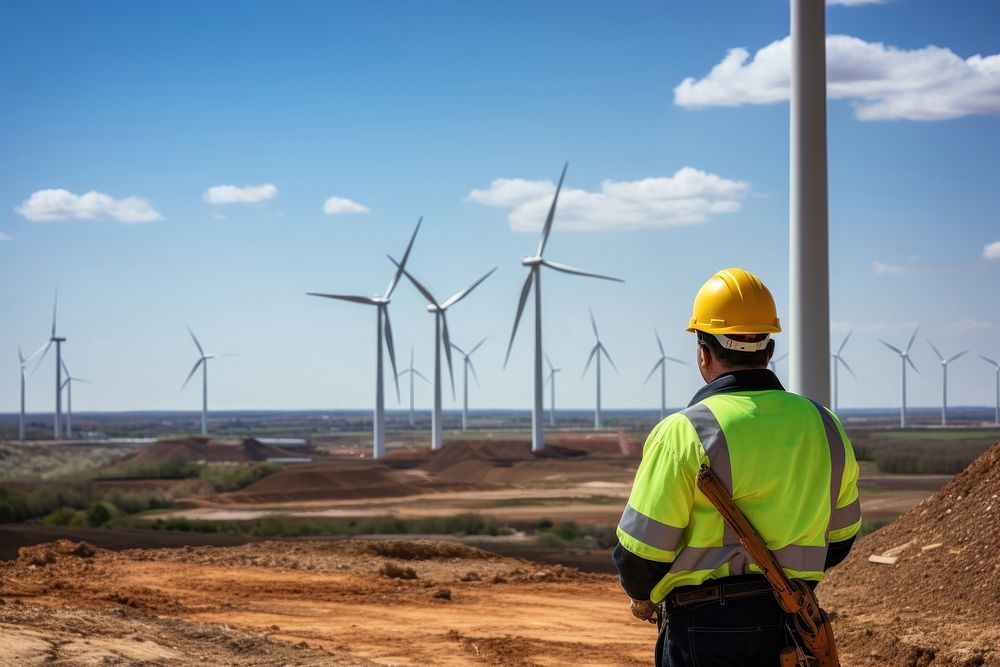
[682,403,749,574]
[811,400,847,542]
[830,497,862,531]
[618,504,685,552]
[670,543,828,574]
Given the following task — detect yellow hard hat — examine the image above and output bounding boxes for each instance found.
[686,268,781,335]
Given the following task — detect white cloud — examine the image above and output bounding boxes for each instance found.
[674,35,1000,121]
[322,196,370,215]
[936,319,995,336]
[872,261,922,276]
[203,183,278,204]
[0,233,11,241]
[984,241,1000,260]
[466,167,749,232]
[15,189,163,223]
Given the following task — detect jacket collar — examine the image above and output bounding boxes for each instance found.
[687,369,785,407]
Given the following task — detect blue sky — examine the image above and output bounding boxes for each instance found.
[2,0,999,415]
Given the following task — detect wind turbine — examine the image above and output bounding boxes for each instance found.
[59,359,89,439]
[831,331,856,414]
[397,346,429,427]
[544,353,561,427]
[583,309,618,430]
[643,328,688,420]
[32,293,66,439]
[980,355,999,424]
[307,219,421,459]
[503,163,624,451]
[182,326,234,436]
[450,337,488,431]
[391,259,497,450]
[768,353,788,375]
[17,345,44,441]
[879,327,920,428]
[928,340,967,426]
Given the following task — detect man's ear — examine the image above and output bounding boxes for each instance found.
[765,339,775,362]
[697,343,711,369]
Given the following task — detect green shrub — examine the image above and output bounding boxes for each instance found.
[86,502,112,526]
[199,462,281,492]
[43,507,79,525]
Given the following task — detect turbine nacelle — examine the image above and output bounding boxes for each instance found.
[522,256,543,267]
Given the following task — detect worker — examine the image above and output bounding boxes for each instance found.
[613,267,861,666]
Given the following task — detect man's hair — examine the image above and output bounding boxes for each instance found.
[696,330,775,369]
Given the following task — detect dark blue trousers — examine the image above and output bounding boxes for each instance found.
[656,592,792,666]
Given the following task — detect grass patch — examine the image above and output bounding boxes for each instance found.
[848,428,996,474]
[494,495,621,507]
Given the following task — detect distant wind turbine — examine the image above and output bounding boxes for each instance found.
[928,340,967,426]
[768,353,788,375]
[60,359,90,439]
[307,219,421,459]
[544,353,561,427]
[397,346,429,427]
[391,258,497,450]
[831,331,856,414]
[583,310,618,430]
[32,293,66,439]
[980,355,1000,424]
[644,328,688,420]
[450,337,488,431]
[17,344,44,441]
[182,326,235,436]
[880,327,920,428]
[504,163,624,451]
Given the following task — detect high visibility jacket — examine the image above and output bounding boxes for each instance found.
[616,371,861,602]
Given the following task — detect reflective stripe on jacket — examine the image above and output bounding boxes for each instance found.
[616,378,861,602]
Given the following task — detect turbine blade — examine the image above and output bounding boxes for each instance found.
[31,341,53,374]
[540,258,624,283]
[186,325,205,356]
[582,346,598,378]
[590,308,599,340]
[387,255,439,306]
[906,326,920,353]
[468,336,488,356]
[906,356,920,375]
[307,292,379,305]
[880,340,902,355]
[442,313,455,399]
[18,346,25,365]
[504,272,534,367]
[51,291,58,338]
[643,359,664,385]
[927,340,943,361]
[601,344,619,373]
[61,358,69,376]
[654,328,665,357]
[948,350,968,363]
[182,358,204,389]
[384,216,423,299]
[469,360,481,389]
[441,266,498,310]
[384,308,400,403]
[665,356,689,366]
[545,352,554,372]
[413,369,430,383]
[449,342,466,357]
[839,357,858,379]
[774,353,789,363]
[979,354,999,367]
[838,329,853,355]
[536,161,568,258]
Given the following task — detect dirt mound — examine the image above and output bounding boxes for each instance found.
[822,440,1000,665]
[16,539,97,566]
[353,540,496,561]
[421,441,586,484]
[120,437,301,465]
[226,462,423,502]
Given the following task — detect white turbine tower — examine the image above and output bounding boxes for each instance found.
[450,337,487,431]
[504,163,623,451]
[928,340,967,427]
[60,359,89,439]
[17,345,44,441]
[182,326,234,437]
[391,259,497,450]
[544,354,561,427]
[307,219,421,459]
[880,327,920,428]
[583,310,618,431]
[831,330,856,414]
[397,346,429,427]
[32,293,66,439]
[643,328,687,420]
[980,355,1000,424]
